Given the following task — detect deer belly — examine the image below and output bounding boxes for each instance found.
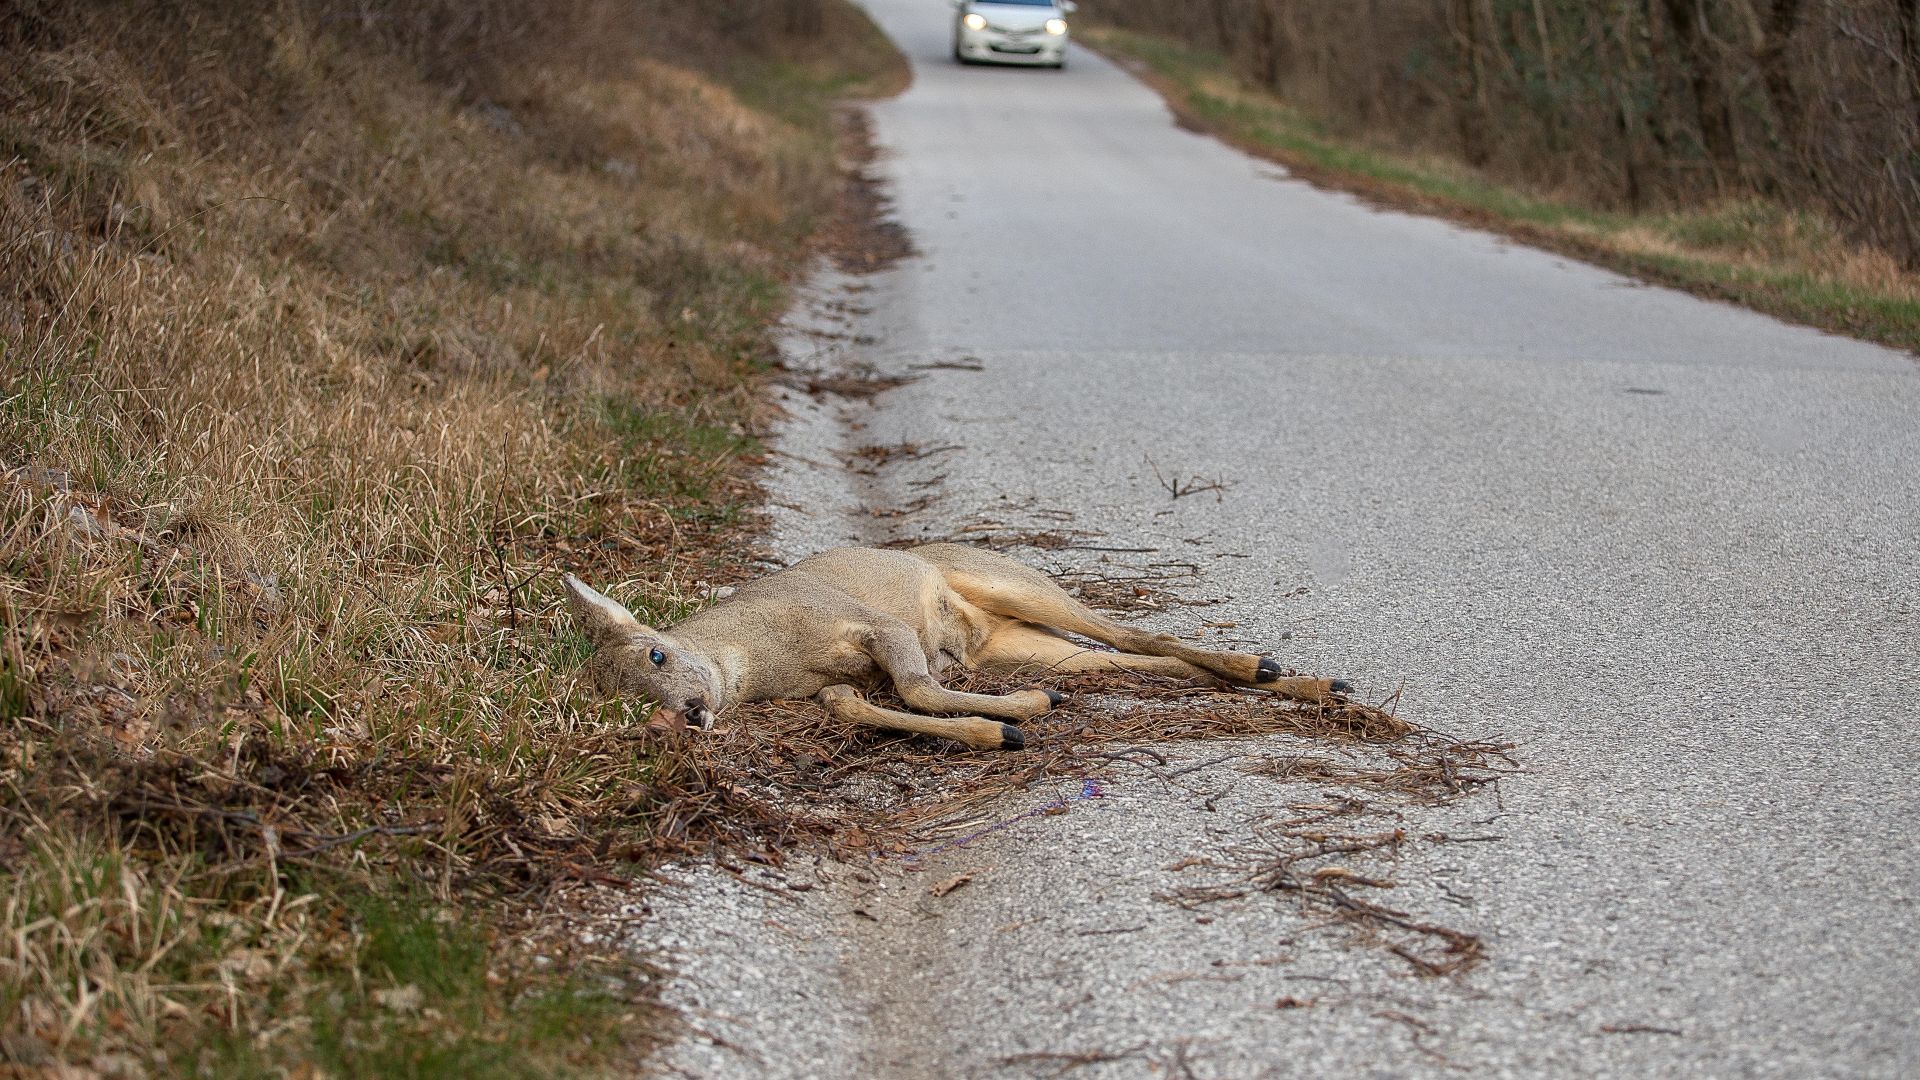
[823,638,881,681]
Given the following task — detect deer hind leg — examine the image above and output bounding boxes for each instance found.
[974,622,1206,679]
[817,684,1023,751]
[860,620,1061,722]
[917,543,1349,704]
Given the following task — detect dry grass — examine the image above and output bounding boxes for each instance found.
[0,0,904,1073]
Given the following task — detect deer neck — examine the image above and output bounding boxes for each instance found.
[695,641,748,712]
[668,613,751,712]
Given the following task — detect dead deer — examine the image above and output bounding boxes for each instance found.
[562,543,1350,751]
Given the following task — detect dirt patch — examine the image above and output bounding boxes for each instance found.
[819,109,918,275]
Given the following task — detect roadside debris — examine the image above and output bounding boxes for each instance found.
[928,872,974,897]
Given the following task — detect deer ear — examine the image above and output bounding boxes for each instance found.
[562,574,646,647]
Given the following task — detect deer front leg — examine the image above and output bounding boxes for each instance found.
[817,685,1024,751]
[860,621,1062,721]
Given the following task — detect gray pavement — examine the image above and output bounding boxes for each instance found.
[640,3,1920,1076]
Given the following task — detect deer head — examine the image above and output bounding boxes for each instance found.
[561,574,722,730]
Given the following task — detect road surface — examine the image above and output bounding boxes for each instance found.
[639,3,1920,1076]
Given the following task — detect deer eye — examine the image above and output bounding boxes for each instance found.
[649,648,666,666]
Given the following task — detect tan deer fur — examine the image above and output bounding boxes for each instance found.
[562,543,1349,751]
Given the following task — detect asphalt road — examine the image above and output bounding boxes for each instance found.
[642,3,1920,1077]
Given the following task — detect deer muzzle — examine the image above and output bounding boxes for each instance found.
[647,700,714,733]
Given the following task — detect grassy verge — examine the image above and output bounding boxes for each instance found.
[0,0,903,1074]
[1081,25,1920,356]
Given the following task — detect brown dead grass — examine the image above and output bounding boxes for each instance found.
[0,0,905,1073]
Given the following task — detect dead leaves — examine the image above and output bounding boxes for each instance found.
[928,872,973,897]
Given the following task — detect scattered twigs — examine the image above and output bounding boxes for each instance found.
[1141,724,1516,976]
[492,538,522,633]
[906,358,985,372]
[1242,742,1518,803]
[887,525,1156,556]
[999,1043,1150,1076]
[1600,1023,1685,1036]
[845,441,964,474]
[488,530,561,637]
[1158,824,1487,975]
[1145,457,1231,502]
[677,668,1505,891]
[1165,752,1242,779]
[781,367,918,400]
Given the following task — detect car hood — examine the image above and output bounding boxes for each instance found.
[971,4,1057,31]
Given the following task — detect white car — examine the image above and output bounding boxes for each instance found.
[950,0,1076,69]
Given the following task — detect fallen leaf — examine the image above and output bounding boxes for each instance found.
[1311,866,1394,888]
[929,873,974,897]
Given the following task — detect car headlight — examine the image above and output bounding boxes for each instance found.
[1045,17,1068,34]
[963,12,987,30]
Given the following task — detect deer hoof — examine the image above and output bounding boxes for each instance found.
[1255,658,1283,683]
[1330,679,1354,696]
[1042,689,1066,708]
[999,724,1026,751]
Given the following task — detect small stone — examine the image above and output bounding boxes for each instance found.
[373,984,423,1014]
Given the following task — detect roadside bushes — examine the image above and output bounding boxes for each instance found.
[1090,0,1920,270]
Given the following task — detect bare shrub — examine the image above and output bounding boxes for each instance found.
[1092,0,1920,268]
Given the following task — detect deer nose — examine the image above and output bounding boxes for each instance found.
[684,697,714,731]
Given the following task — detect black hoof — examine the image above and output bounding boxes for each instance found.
[1330,679,1354,696]
[1042,689,1066,708]
[999,723,1026,751]
[1256,658,1283,683]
